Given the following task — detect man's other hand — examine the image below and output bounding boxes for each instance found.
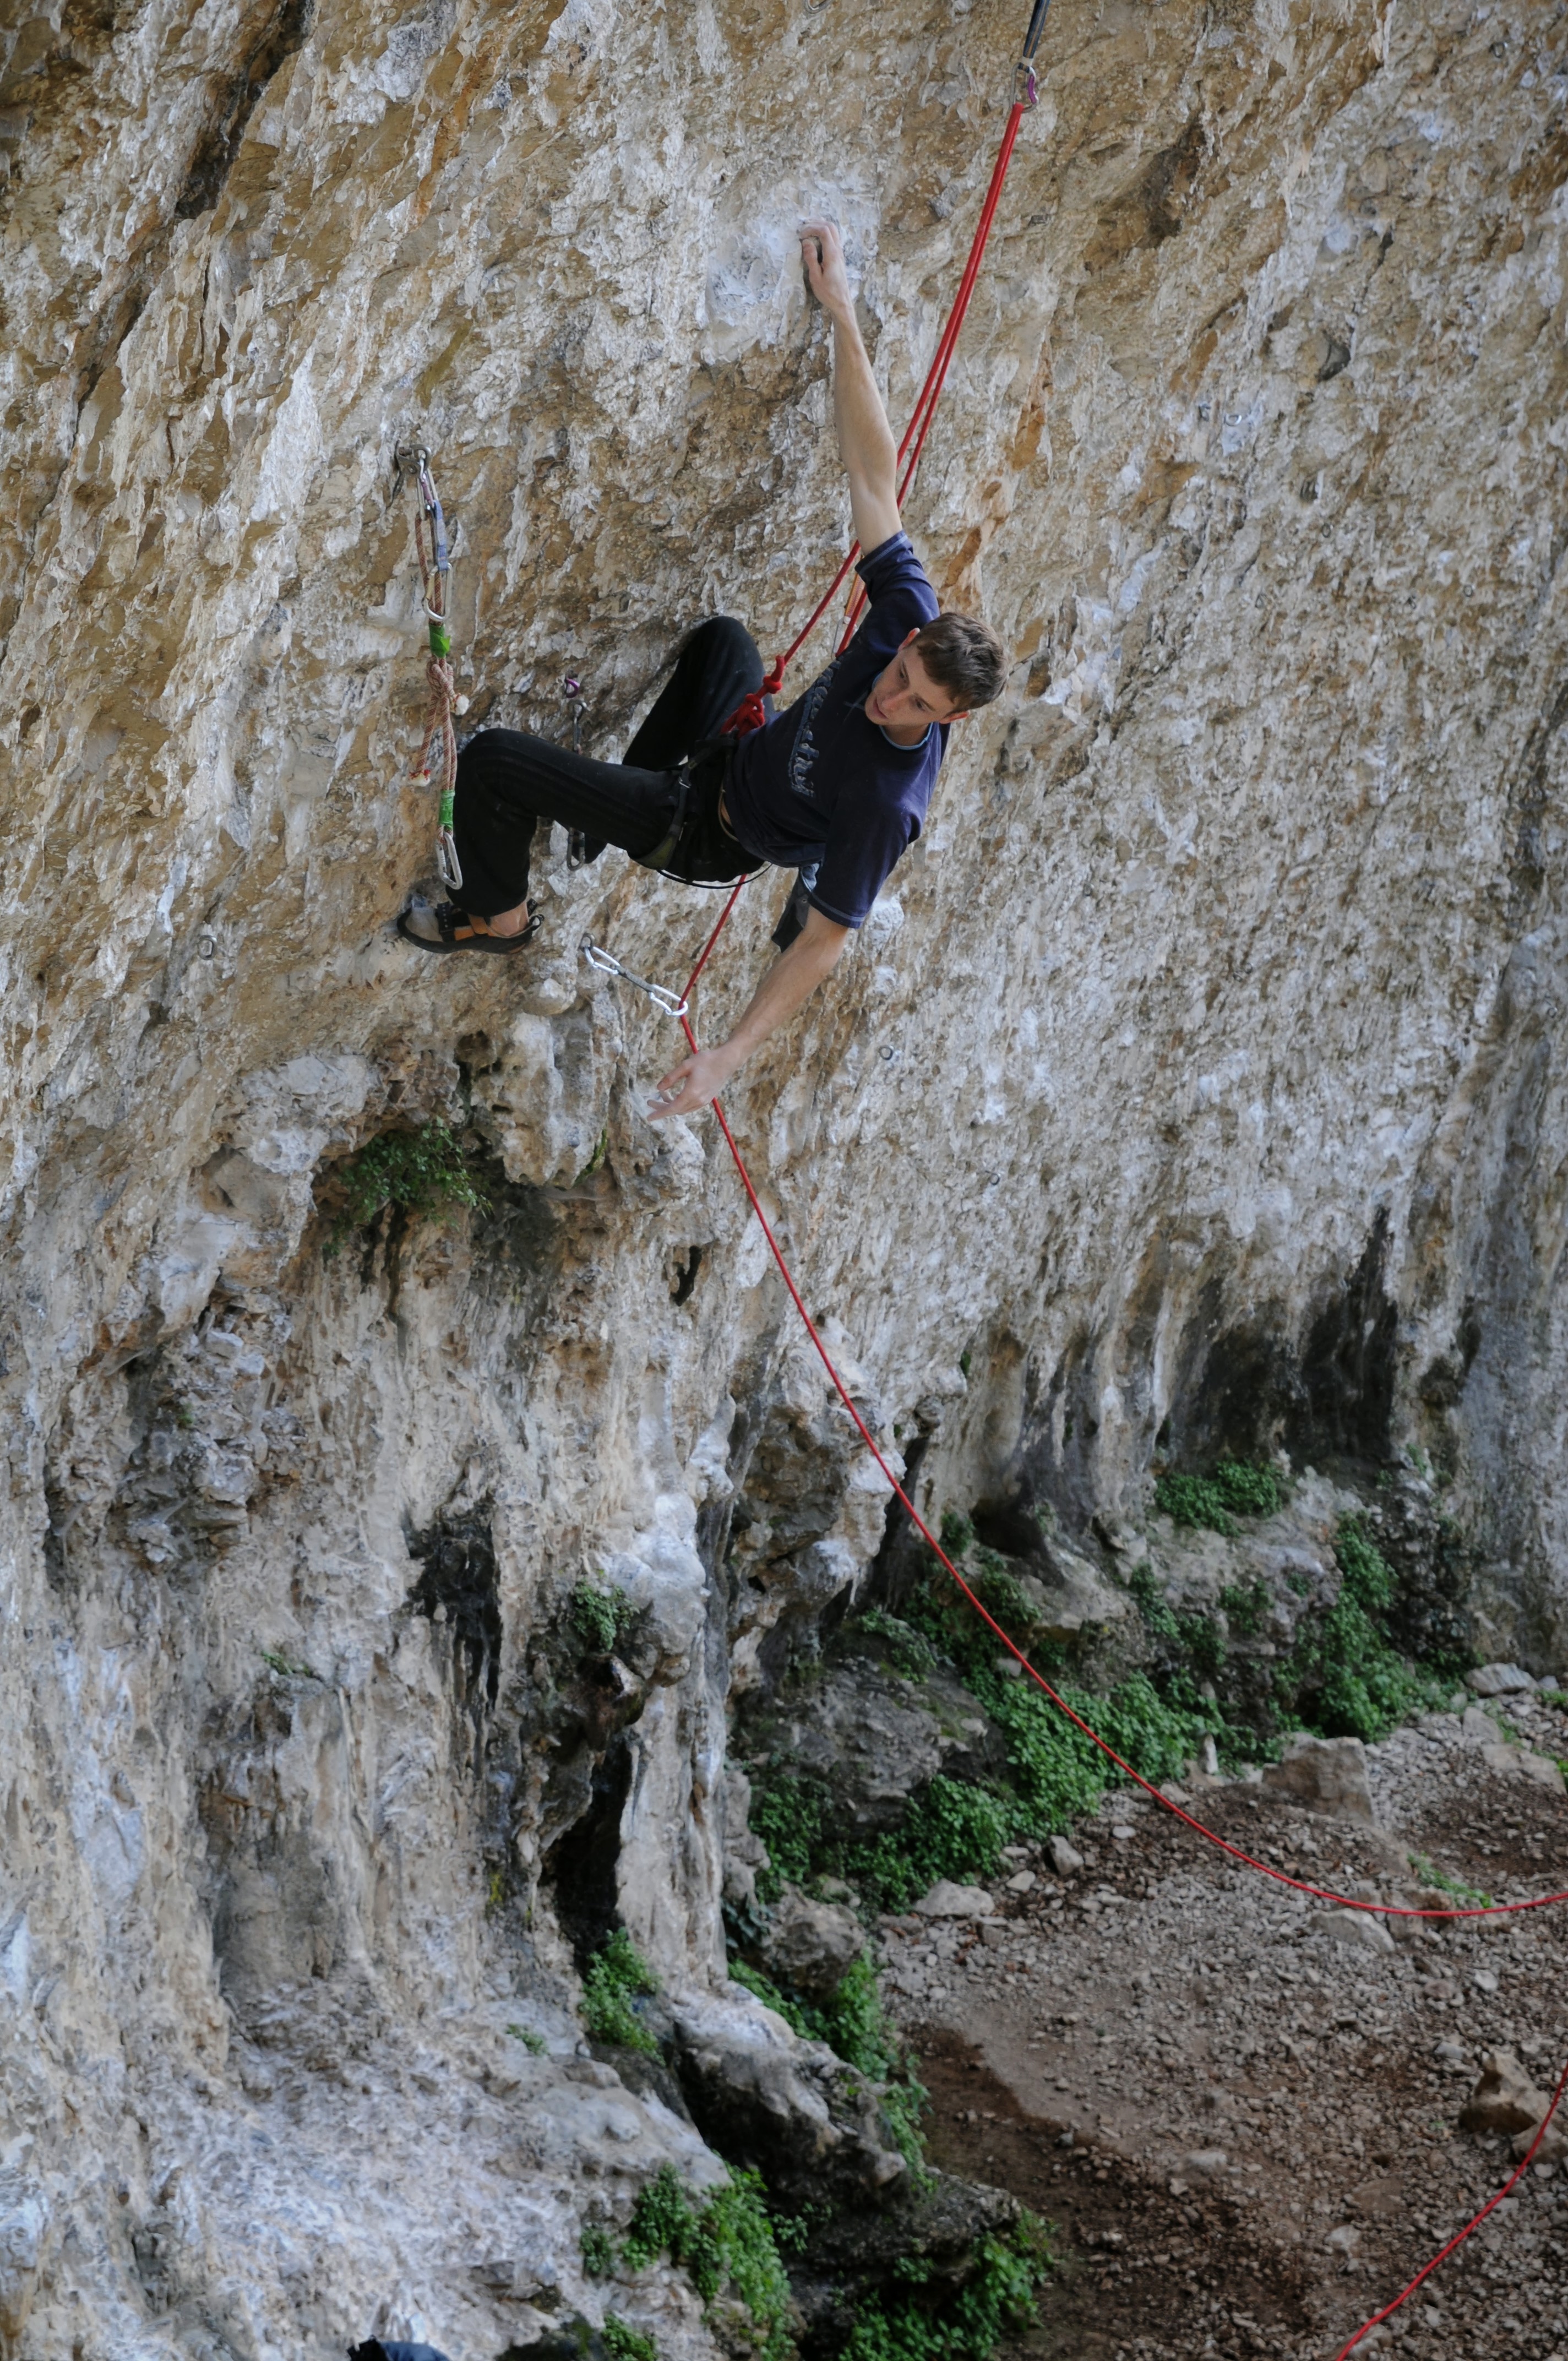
[648,1043,741,1123]
[800,218,853,320]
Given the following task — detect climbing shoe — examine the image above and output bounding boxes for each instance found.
[396,895,541,954]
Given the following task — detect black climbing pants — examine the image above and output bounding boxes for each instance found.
[450,616,765,917]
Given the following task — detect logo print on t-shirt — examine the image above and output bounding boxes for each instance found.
[787,659,840,804]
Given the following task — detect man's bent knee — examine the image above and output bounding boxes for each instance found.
[684,614,755,660]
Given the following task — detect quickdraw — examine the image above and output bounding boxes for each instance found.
[580,935,690,1019]
[395,443,467,892]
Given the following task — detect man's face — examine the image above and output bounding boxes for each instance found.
[864,631,967,737]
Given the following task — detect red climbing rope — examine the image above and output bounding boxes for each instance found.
[832,93,1033,655]
[1331,2055,1568,2357]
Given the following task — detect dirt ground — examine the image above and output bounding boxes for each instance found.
[878,1698,1568,2360]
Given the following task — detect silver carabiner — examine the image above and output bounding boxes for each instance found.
[581,936,689,1019]
[437,829,463,891]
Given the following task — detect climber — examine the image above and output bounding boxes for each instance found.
[397,219,1006,1120]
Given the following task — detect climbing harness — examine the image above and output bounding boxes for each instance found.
[395,443,467,891]
[580,936,689,1019]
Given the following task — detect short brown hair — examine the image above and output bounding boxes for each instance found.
[911,611,1007,711]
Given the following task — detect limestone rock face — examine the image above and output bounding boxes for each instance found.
[2,0,1567,2348]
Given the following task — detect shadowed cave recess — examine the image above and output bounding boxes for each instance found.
[1,0,1566,2355]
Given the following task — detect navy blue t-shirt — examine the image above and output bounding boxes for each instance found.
[725,532,945,928]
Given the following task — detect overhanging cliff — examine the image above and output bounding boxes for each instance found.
[1,0,1565,2351]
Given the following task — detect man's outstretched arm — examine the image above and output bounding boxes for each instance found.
[647,907,852,1121]
[799,219,901,556]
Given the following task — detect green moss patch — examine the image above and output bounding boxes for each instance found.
[620,2164,794,2361]
[1153,1459,1284,1536]
[323,1117,488,1253]
[581,1928,660,2055]
[842,2217,1054,2361]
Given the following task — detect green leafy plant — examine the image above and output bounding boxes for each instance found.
[622,2165,793,2361]
[1212,1460,1285,1517]
[842,2215,1053,2361]
[970,1547,1034,1636]
[750,1646,1214,1919]
[1127,1558,1178,1642]
[507,2022,547,2056]
[749,1777,830,1906]
[260,1648,319,1681]
[622,2165,696,2271]
[1281,1518,1451,1743]
[1218,1579,1268,1637]
[581,2223,618,2278]
[853,1776,1013,1912]
[939,1506,975,1554]
[979,1668,1206,1834]
[571,1577,634,1656]
[1155,1460,1284,1535]
[575,1128,609,1185]
[324,1117,489,1253]
[602,2316,658,2361]
[683,2172,795,2360]
[581,1928,660,2055]
[1336,1518,1396,1611]
[1154,1472,1237,1536]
